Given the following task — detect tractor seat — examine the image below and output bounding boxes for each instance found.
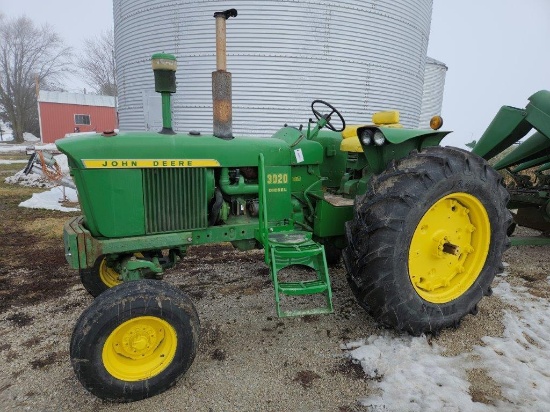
[340,110,403,152]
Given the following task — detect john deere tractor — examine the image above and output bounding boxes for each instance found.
[57,9,510,402]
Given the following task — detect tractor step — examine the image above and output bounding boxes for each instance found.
[272,244,324,259]
[273,305,334,318]
[278,279,329,296]
[257,153,334,318]
[268,240,333,318]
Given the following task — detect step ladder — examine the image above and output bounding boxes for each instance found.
[257,154,333,317]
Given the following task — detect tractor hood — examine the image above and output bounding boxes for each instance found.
[56,131,291,169]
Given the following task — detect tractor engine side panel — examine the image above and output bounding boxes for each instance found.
[74,167,214,238]
[76,169,145,237]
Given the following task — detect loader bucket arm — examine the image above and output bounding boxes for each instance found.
[511,153,550,173]
[494,132,550,169]
[473,90,550,168]
[472,106,531,161]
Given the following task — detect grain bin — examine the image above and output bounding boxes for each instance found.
[114,0,434,134]
[419,56,448,129]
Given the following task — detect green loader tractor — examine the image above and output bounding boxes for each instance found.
[472,90,550,245]
[57,9,510,402]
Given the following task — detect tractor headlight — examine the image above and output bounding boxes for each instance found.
[373,130,386,146]
[360,129,373,145]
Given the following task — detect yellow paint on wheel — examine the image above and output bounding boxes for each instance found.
[102,316,178,381]
[408,193,490,303]
[99,259,122,288]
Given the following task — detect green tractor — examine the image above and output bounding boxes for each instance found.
[57,9,510,402]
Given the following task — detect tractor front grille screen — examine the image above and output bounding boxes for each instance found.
[143,168,208,234]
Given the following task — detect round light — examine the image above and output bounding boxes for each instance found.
[373,130,386,146]
[430,115,444,130]
[360,129,373,145]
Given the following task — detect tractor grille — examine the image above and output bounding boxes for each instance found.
[143,168,208,234]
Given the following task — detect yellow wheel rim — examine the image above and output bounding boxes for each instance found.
[99,259,122,288]
[102,316,178,381]
[408,192,490,304]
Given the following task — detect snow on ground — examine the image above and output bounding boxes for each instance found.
[4,151,79,211]
[344,277,550,411]
[0,121,40,142]
[0,143,57,153]
[0,160,28,164]
[5,170,57,188]
[4,154,72,188]
[19,186,79,212]
[475,281,550,410]
[0,121,13,142]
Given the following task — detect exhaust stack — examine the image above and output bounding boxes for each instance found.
[212,8,237,139]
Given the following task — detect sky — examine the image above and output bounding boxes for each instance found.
[1,0,549,148]
[0,0,114,93]
[427,0,550,147]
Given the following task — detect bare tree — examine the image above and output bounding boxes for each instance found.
[0,15,72,142]
[77,29,117,96]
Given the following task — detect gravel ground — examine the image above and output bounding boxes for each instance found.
[1,239,548,412]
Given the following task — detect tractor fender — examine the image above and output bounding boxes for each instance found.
[355,126,451,175]
[365,126,451,146]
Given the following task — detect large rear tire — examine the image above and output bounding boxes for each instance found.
[70,279,200,402]
[343,146,511,335]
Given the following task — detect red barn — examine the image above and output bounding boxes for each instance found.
[38,91,117,143]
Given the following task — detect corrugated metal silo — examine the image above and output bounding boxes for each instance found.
[114,0,434,135]
[419,56,448,129]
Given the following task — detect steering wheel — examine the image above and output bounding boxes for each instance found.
[311,100,346,132]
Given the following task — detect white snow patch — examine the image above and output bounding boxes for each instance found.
[4,154,72,188]
[478,281,550,410]
[0,143,57,153]
[346,277,550,411]
[53,154,70,173]
[3,150,78,211]
[0,160,28,164]
[0,122,40,142]
[23,132,40,142]
[4,170,56,188]
[344,335,484,412]
[19,187,79,212]
[0,121,13,141]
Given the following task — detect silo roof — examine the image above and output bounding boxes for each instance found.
[425,56,449,70]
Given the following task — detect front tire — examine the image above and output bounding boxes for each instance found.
[343,147,511,335]
[79,256,123,297]
[70,280,200,402]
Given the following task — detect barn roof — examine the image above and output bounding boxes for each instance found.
[38,91,116,108]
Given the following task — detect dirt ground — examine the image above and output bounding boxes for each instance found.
[1,153,549,411]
